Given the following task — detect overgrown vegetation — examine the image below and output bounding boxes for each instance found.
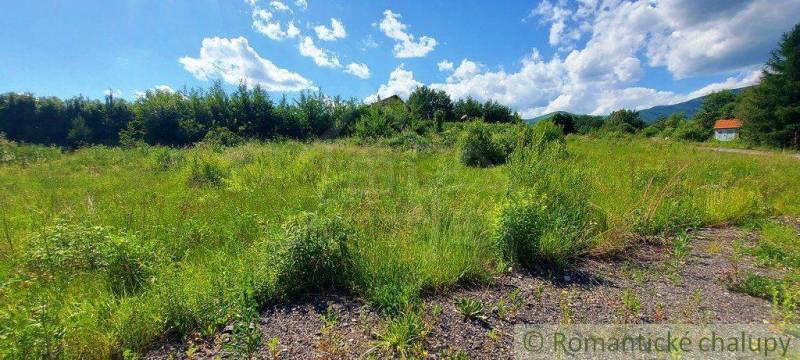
[1,128,798,358]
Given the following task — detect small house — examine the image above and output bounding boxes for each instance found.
[713,119,743,141]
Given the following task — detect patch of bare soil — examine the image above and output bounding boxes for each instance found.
[147,226,785,359]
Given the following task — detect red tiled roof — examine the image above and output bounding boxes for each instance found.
[714,119,743,130]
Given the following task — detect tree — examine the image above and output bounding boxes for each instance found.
[131,89,193,146]
[551,113,575,134]
[407,86,453,121]
[738,23,800,148]
[604,109,644,133]
[251,85,276,139]
[482,100,518,123]
[454,97,482,120]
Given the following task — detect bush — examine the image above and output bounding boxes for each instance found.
[25,221,155,295]
[201,127,244,147]
[277,212,353,295]
[382,131,433,152]
[149,146,185,171]
[186,154,228,187]
[496,142,605,268]
[459,123,504,167]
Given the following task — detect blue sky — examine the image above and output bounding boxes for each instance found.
[1,0,798,117]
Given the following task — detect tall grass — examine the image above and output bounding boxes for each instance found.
[1,132,799,358]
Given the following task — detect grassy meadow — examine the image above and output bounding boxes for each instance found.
[1,129,799,358]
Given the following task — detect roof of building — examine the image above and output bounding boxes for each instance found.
[379,95,403,105]
[714,119,743,130]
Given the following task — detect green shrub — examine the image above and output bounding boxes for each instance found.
[496,142,605,268]
[382,131,433,152]
[277,212,353,295]
[201,126,244,147]
[149,146,185,171]
[186,154,228,187]
[459,122,504,167]
[25,221,155,295]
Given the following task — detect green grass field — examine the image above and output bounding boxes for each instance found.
[1,134,799,358]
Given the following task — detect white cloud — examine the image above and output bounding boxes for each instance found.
[298,36,340,68]
[179,37,313,92]
[269,1,292,12]
[366,64,422,103]
[384,0,783,117]
[644,0,799,77]
[361,35,379,50]
[344,63,371,79]
[447,59,482,83]
[437,60,454,71]
[251,8,299,41]
[379,10,437,58]
[531,0,581,49]
[533,0,799,79]
[687,69,762,99]
[314,18,347,41]
[244,0,258,5]
[286,21,300,38]
[294,0,307,10]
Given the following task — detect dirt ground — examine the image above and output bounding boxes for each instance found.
[147,226,791,359]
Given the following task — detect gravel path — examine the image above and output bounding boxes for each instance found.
[701,146,800,159]
[147,226,787,359]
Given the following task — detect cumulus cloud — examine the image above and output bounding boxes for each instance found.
[179,37,313,92]
[361,35,379,50]
[644,0,799,77]
[535,0,798,79]
[447,59,483,83]
[379,10,437,58]
[687,69,762,99]
[365,64,422,103]
[344,63,371,79]
[269,1,291,12]
[298,36,340,68]
[251,8,299,41]
[314,18,347,41]
[531,0,582,50]
[437,60,454,71]
[367,0,784,117]
[294,0,307,10]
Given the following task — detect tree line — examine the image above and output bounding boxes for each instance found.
[0,82,520,148]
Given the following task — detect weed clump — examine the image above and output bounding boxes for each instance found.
[186,154,228,187]
[374,308,429,358]
[149,146,185,171]
[459,122,505,167]
[629,165,703,236]
[277,212,353,295]
[496,137,605,268]
[25,221,155,295]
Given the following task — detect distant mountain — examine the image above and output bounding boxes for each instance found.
[638,86,749,123]
[524,111,577,124]
[525,86,751,124]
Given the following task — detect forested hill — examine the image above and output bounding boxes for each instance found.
[638,87,750,122]
[527,87,751,124]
